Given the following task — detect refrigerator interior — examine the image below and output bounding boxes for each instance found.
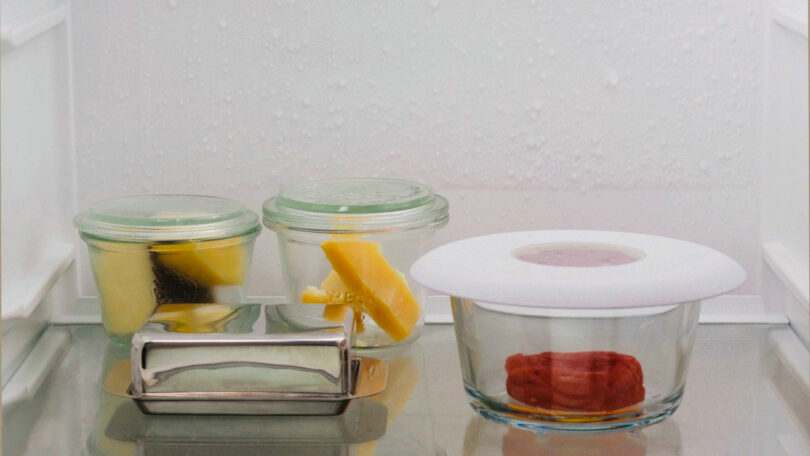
[1,0,808,453]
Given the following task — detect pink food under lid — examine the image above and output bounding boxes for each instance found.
[517,247,640,267]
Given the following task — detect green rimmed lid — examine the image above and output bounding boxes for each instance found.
[263,178,449,233]
[75,195,260,242]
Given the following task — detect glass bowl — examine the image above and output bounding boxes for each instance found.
[452,298,701,432]
[411,230,746,432]
[263,178,448,348]
[76,195,260,344]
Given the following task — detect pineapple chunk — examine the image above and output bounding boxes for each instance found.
[90,241,158,338]
[151,238,248,286]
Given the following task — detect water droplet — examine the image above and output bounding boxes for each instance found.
[606,71,619,86]
[168,0,179,8]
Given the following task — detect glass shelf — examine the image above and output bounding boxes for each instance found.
[3,323,809,456]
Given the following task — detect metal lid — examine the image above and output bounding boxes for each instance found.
[131,303,355,396]
[75,195,260,242]
[410,230,747,309]
[263,178,449,233]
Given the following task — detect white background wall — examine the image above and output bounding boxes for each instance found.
[69,0,770,297]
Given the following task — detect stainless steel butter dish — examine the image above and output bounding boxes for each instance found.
[95,357,387,455]
[128,303,387,415]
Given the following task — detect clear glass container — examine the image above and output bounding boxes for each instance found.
[411,230,746,432]
[75,195,261,344]
[263,178,449,349]
[452,298,701,432]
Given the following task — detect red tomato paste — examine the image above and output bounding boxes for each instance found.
[505,351,645,412]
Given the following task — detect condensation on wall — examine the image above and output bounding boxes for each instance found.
[70,0,767,296]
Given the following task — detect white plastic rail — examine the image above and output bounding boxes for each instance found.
[1,243,75,320]
[0,2,67,53]
[763,241,810,312]
[772,0,808,39]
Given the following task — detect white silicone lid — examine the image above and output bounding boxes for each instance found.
[410,230,747,309]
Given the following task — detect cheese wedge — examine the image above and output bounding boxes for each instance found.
[300,272,365,332]
[300,272,350,321]
[321,241,420,341]
[151,238,248,286]
[301,286,331,304]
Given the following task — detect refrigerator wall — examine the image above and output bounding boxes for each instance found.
[1,0,78,384]
[1,0,808,371]
[68,0,769,301]
[762,0,809,345]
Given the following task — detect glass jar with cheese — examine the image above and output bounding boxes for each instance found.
[75,195,261,345]
[262,178,449,348]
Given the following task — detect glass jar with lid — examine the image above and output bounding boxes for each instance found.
[262,178,449,348]
[75,195,261,344]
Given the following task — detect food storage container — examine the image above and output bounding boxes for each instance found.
[262,177,449,348]
[127,303,387,415]
[411,230,746,432]
[90,343,387,455]
[75,195,261,344]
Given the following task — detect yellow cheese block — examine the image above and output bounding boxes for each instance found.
[321,241,420,341]
[151,238,248,286]
[322,303,351,322]
[91,241,158,338]
[300,286,330,304]
[300,272,365,332]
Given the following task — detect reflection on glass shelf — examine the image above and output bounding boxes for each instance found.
[2,324,808,456]
[462,415,682,456]
[88,398,388,456]
[356,343,445,456]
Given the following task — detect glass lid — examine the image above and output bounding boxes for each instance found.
[75,195,260,242]
[263,178,449,233]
